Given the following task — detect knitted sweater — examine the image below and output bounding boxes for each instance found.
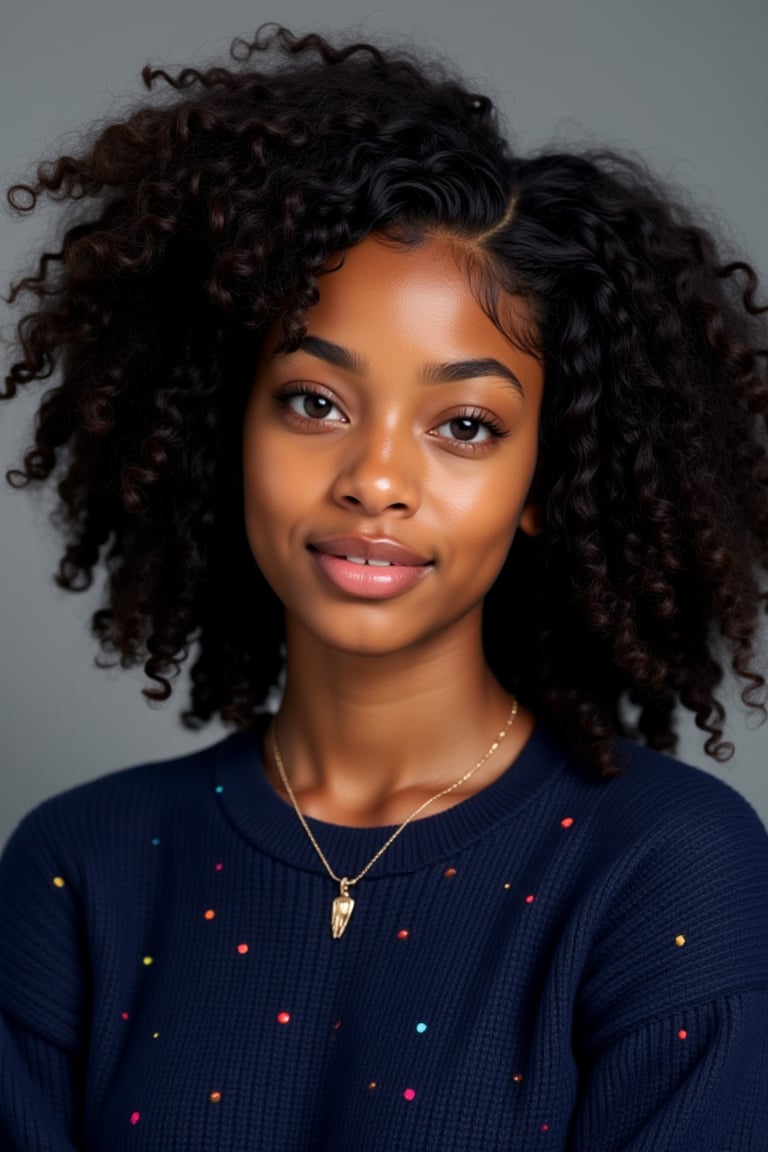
[1,719,767,1151]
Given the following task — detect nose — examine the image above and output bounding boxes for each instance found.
[331,422,421,517]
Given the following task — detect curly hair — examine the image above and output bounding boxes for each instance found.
[3,24,768,776]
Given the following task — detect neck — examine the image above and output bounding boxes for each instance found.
[265,614,533,827]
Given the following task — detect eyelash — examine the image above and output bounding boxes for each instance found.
[273,385,509,452]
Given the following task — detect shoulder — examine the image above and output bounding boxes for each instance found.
[566,737,768,1038]
[574,733,768,861]
[1,730,242,878]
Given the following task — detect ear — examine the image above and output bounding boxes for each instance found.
[518,500,544,537]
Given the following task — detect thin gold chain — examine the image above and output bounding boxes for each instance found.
[269,697,519,889]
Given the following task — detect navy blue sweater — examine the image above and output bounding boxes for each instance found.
[1,719,768,1150]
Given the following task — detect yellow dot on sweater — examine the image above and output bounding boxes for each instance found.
[142,956,154,966]
[152,1032,160,1039]
[675,935,686,947]
[52,876,66,888]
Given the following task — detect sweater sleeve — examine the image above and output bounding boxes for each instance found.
[569,765,768,1151]
[568,990,768,1150]
[0,802,90,1151]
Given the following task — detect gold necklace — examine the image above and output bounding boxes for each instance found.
[269,698,519,939]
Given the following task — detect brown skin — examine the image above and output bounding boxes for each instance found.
[242,234,545,827]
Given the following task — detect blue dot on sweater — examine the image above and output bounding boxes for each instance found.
[416,1022,428,1034]
[151,837,161,846]
[215,785,224,794]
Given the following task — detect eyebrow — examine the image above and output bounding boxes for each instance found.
[273,335,525,397]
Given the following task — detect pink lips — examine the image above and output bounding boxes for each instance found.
[309,535,433,599]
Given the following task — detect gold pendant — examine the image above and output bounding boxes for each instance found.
[331,878,355,939]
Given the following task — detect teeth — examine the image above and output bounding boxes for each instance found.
[345,555,392,566]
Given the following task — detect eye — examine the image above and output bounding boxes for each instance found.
[433,411,506,447]
[437,416,493,443]
[278,387,347,423]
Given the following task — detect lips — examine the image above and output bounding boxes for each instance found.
[310,536,432,567]
[308,536,433,599]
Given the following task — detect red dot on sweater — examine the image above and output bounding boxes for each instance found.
[560,817,574,828]
[678,1029,688,1040]
[130,1111,141,1125]
[443,867,457,878]
[397,929,409,940]
[333,1019,343,1030]
[540,1123,550,1132]
[121,1012,130,1021]
[403,1088,416,1101]
[277,1011,291,1025]
[237,943,249,955]
[512,1073,523,1083]
[525,894,535,904]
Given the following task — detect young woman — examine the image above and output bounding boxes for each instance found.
[1,25,767,1152]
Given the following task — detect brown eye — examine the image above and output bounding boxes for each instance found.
[449,417,484,441]
[436,417,492,443]
[285,392,344,421]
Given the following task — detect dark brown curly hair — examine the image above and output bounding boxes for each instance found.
[3,25,768,776]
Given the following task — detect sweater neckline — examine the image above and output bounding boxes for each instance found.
[214,717,572,877]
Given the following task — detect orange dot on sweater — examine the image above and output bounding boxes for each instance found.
[209,1091,222,1104]
[560,817,574,828]
[204,909,216,920]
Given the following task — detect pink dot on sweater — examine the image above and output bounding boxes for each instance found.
[237,943,249,954]
[130,1111,140,1125]
[525,894,535,904]
[560,817,574,828]
[121,1012,130,1021]
[403,1088,416,1101]
[678,1029,688,1040]
[215,863,224,872]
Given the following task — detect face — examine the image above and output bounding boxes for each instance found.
[242,233,544,660]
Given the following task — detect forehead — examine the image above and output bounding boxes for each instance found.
[260,233,536,368]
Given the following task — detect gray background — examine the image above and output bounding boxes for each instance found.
[1,0,766,850]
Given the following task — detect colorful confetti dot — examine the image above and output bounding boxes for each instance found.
[130,1112,141,1126]
[525,894,536,905]
[204,909,216,920]
[678,1029,688,1040]
[512,1073,524,1083]
[215,785,224,794]
[367,1081,377,1091]
[560,817,574,828]
[237,943,249,955]
[152,1032,159,1039]
[215,862,224,872]
[142,956,154,966]
[52,876,66,888]
[397,929,409,940]
[121,1012,130,1021]
[541,1123,550,1132]
[503,882,511,890]
[443,867,457,878]
[277,1011,291,1025]
[151,837,161,846]
[403,1088,416,1101]
[209,1091,222,1104]
[333,1020,343,1030]
[416,1022,428,1034]
[675,934,686,947]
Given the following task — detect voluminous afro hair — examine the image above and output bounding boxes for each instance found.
[4,25,768,776]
